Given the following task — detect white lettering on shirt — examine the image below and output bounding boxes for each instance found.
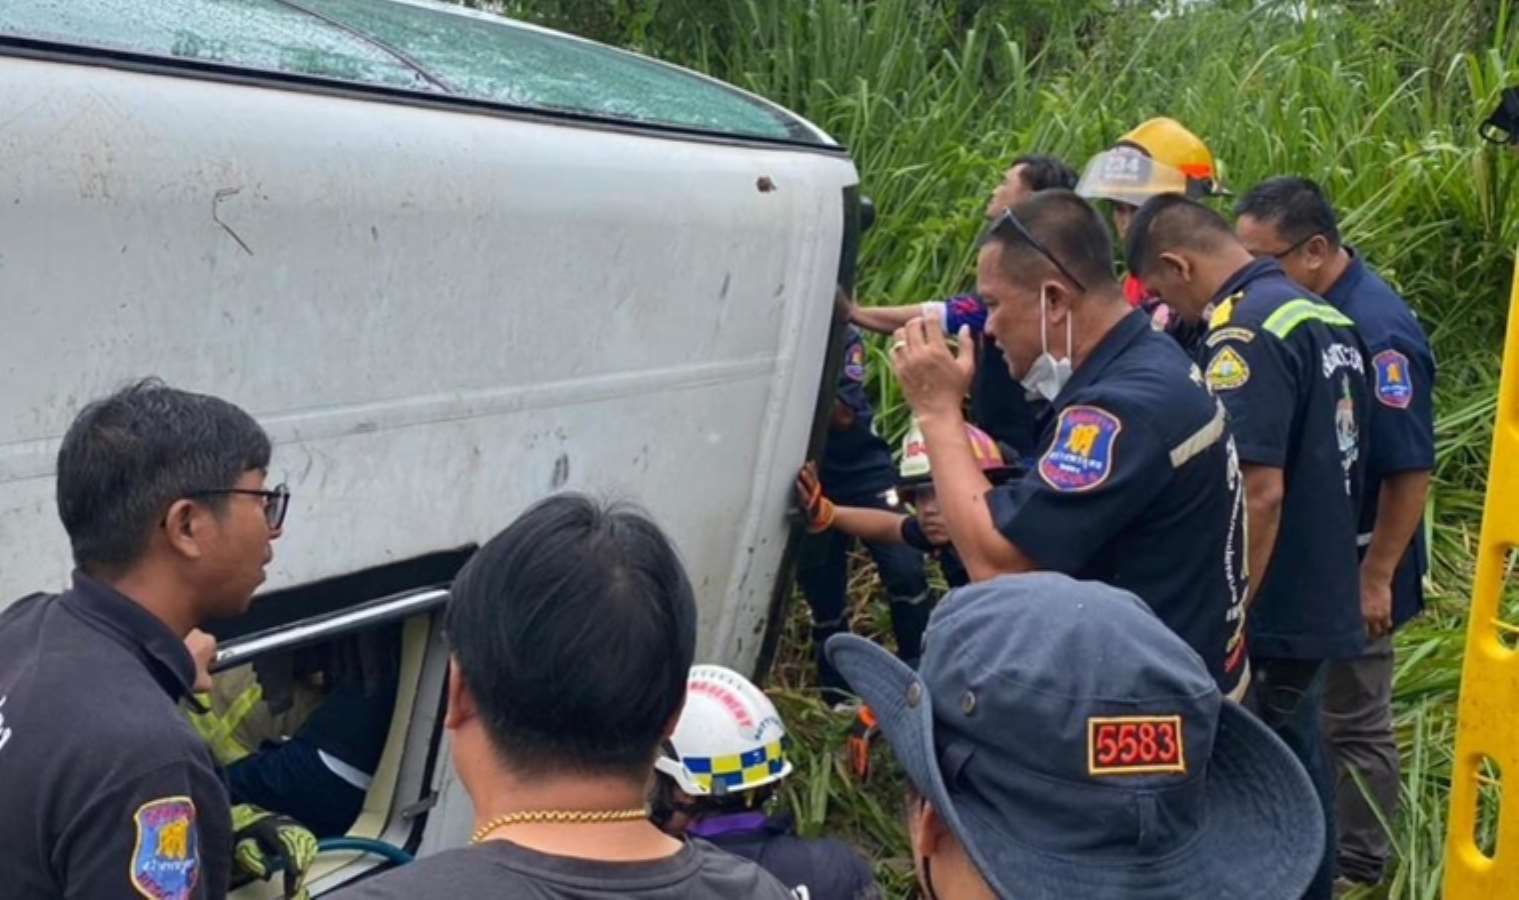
[1322,343,1364,379]
[0,696,12,755]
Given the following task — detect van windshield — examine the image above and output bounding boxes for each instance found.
[0,0,825,146]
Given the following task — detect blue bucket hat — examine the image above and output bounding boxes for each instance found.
[826,573,1321,899]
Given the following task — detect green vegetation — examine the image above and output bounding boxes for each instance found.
[471,1,1519,895]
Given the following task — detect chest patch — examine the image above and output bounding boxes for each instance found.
[1206,346,1250,391]
[1372,349,1413,408]
[1039,406,1121,492]
[131,797,199,900]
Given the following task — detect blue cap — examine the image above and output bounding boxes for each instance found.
[826,572,1321,899]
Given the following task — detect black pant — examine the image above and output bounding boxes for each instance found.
[1251,656,1337,900]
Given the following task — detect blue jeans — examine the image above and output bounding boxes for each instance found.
[1252,656,1336,900]
[796,496,931,699]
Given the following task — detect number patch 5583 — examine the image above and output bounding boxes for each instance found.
[1087,715,1187,776]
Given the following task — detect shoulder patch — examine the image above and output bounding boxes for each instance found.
[131,797,199,900]
[1205,326,1255,348]
[1039,406,1121,492]
[843,340,866,382]
[1372,349,1413,408]
[1205,346,1251,391]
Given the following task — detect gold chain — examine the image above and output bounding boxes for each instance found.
[470,807,649,844]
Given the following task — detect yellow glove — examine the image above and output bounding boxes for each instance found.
[231,804,318,900]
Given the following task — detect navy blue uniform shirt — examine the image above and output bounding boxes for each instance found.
[0,574,232,899]
[1323,249,1436,629]
[1200,258,1371,660]
[987,309,1248,694]
[820,327,897,501]
[689,812,879,900]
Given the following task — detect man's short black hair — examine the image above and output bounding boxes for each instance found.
[1234,176,1342,248]
[983,189,1115,289]
[56,378,271,574]
[1010,154,1079,192]
[446,494,698,780]
[1124,193,1237,278]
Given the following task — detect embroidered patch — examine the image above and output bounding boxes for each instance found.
[130,797,199,900]
[1372,349,1413,409]
[1208,291,1243,329]
[1205,325,1256,348]
[1205,347,1250,391]
[843,340,866,382]
[1039,406,1121,492]
[1088,715,1187,776]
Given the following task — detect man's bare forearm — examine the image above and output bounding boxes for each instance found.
[1241,464,1284,607]
[919,411,1032,580]
[832,506,909,545]
[852,303,923,335]
[1363,470,1432,582]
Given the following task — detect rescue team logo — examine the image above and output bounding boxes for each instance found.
[130,797,198,900]
[1087,715,1187,776]
[1205,346,1250,391]
[1335,374,1360,496]
[843,340,866,382]
[1039,406,1120,493]
[1373,348,1413,408]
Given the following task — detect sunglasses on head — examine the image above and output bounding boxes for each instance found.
[983,208,1088,292]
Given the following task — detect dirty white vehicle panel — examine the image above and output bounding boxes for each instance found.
[0,0,860,891]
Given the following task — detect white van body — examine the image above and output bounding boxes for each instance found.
[0,1,859,891]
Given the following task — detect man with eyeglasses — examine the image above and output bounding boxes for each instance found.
[0,378,286,900]
[1124,194,1373,900]
[888,189,1249,701]
[1236,177,1435,892]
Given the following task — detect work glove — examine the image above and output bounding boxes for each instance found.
[795,463,836,533]
[845,705,880,781]
[231,804,319,900]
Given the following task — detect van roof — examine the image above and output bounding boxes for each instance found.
[0,0,833,148]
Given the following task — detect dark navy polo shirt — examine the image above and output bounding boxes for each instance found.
[1324,250,1436,629]
[1199,258,1370,661]
[987,309,1248,694]
[922,294,1044,463]
[819,326,898,502]
[0,574,232,899]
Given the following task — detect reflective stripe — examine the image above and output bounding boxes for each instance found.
[319,749,374,791]
[1262,298,1354,339]
[1169,401,1227,469]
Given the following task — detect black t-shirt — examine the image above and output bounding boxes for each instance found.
[1323,250,1436,629]
[1199,258,1371,661]
[987,310,1248,695]
[329,836,798,899]
[0,575,232,900]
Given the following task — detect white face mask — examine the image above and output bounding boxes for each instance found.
[1020,286,1073,401]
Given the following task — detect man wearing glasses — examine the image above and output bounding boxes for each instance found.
[0,378,286,900]
[888,189,1249,703]
[1236,177,1435,893]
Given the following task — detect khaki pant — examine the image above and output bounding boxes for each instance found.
[1321,636,1399,885]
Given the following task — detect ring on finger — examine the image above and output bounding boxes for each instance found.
[891,340,907,353]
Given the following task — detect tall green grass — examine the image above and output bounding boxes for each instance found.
[480,0,1519,895]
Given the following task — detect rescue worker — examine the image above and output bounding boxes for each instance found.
[1235,177,1436,891]
[1125,194,1372,900]
[826,573,1324,900]
[0,379,287,899]
[799,324,933,698]
[888,189,1249,698]
[650,665,879,900]
[330,495,794,899]
[1075,117,1228,350]
[795,421,1017,589]
[848,154,1079,461]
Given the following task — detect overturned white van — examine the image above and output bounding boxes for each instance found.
[0,0,862,893]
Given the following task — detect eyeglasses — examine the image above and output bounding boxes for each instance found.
[185,483,290,530]
[984,208,1088,292]
[1262,231,1319,260]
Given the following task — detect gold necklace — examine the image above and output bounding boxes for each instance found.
[470,807,649,844]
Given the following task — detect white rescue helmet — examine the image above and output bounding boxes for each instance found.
[654,665,793,796]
